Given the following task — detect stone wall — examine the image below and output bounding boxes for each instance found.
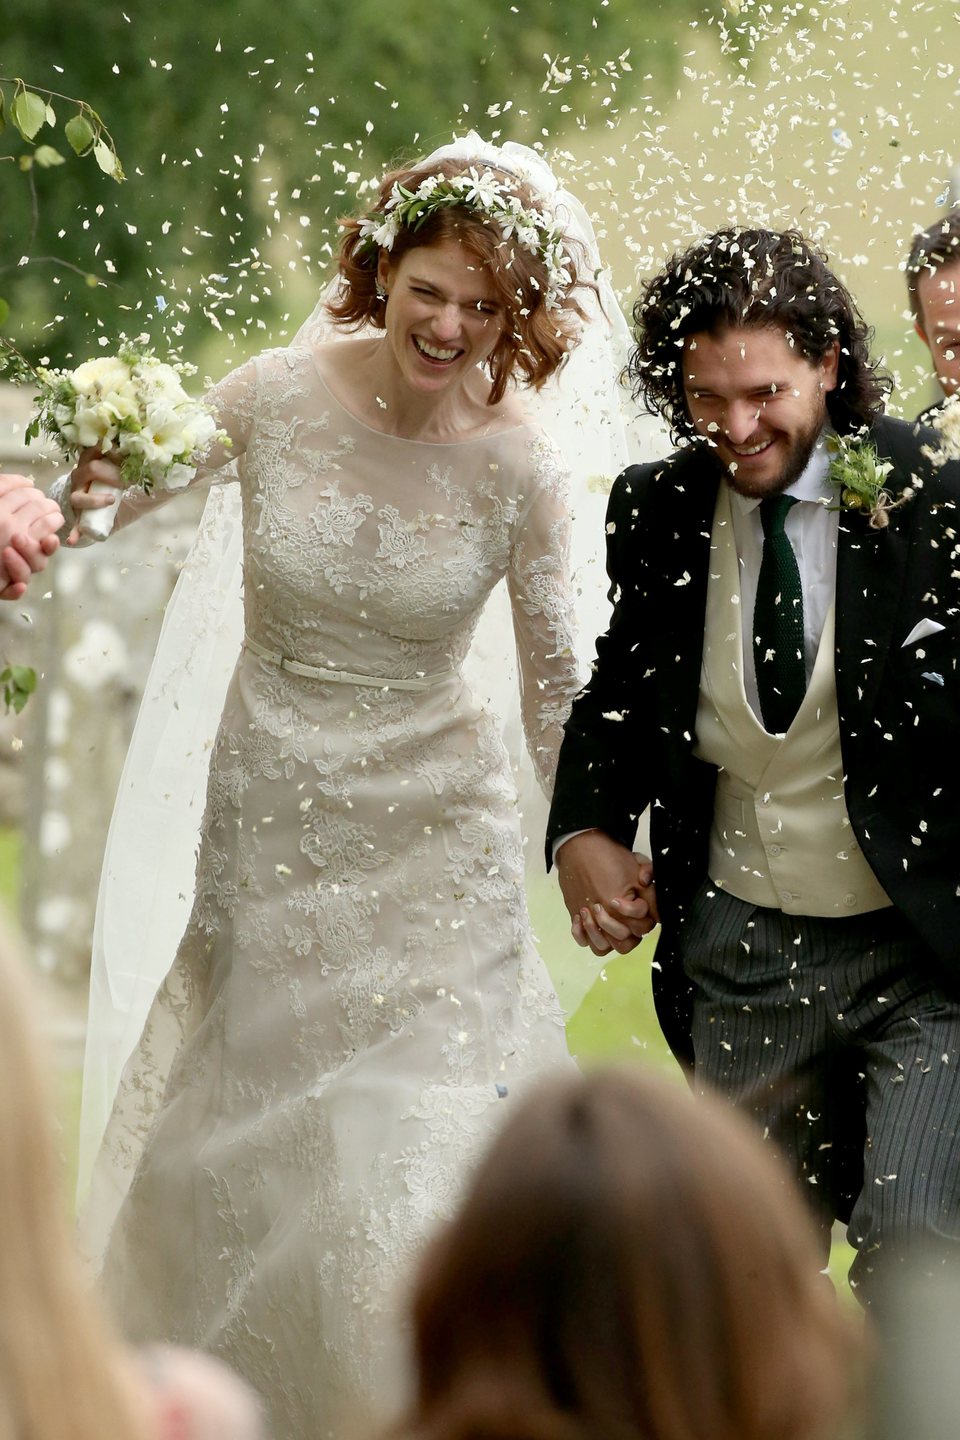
[0,382,204,991]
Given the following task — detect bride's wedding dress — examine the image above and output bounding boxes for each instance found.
[85,344,580,1440]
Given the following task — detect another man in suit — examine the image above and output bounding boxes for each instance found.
[906,210,960,421]
[548,228,960,1299]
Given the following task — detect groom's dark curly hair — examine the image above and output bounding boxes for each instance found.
[627,228,891,443]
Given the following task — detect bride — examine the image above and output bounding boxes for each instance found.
[60,135,639,1440]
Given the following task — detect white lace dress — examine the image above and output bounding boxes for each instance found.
[87,345,579,1440]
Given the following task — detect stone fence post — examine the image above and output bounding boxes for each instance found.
[0,382,203,1009]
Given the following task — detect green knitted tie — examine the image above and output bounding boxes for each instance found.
[753,494,805,734]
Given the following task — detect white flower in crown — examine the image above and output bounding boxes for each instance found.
[515,223,542,254]
[359,166,571,310]
[358,212,402,251]
[458,167,508,208]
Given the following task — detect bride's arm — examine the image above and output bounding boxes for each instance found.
[54,356,258,544]
[506,432,584,797]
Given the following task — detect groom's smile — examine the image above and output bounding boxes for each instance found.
[682,324,839,497]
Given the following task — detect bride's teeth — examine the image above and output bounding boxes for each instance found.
[416,338,458,361]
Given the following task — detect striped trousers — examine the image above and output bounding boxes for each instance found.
[679,883,960,1301]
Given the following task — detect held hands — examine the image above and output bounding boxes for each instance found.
[66,447,124,543]
[0,474,64,600]
[556,829,660,957]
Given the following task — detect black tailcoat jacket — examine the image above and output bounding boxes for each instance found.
[547,416,960,1065]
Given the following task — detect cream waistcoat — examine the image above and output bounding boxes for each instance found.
[693,483,890,917]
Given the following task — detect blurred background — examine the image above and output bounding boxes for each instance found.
[0,0,957,1198]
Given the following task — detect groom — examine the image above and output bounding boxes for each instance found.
[548,227,960,1299]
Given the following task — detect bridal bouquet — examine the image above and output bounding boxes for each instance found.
[27,341,226,539]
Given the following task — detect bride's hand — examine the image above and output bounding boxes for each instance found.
[67,448,123,544]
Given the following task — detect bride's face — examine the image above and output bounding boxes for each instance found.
[377,238,507,396]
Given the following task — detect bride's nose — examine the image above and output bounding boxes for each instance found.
[432,303,464,342]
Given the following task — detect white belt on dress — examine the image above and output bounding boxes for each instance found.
[243,635,452,692]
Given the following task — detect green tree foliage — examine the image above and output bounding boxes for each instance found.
[0,76,122,329]
[1,0,703,361]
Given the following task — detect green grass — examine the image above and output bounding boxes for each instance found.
[527,870,675,1071]
[0,826,20,912]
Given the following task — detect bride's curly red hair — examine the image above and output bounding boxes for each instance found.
[327,155,591,405]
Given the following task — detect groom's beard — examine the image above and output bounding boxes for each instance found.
[722,406,826,500]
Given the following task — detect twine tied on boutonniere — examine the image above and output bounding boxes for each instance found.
[826,432,914,530]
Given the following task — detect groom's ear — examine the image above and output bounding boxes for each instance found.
[819,341,840,393]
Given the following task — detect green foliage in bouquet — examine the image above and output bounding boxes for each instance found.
[0,664,37,715]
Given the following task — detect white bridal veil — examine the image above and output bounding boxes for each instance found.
[77,132,656,1203]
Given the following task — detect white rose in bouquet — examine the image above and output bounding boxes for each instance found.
[29,340,229,539]
[70,356,134,393]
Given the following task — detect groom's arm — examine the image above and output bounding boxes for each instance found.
[547,466,661,951]
[547,464,658,858]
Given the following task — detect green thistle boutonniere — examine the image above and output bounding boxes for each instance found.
[826,432,914,530]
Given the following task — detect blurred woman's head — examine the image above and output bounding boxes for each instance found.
[0,918,146,1440]
[406,1068,859,1440]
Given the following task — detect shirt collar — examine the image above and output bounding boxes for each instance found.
[729,430,834,518]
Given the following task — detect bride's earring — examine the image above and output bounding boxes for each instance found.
[375,281,388,303]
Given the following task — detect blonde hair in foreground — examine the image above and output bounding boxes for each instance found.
[407,1067,861,1440]
[0,919,147,1440]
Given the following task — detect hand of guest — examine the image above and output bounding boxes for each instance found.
[0,473,64,600]
[66,447,124,543]
[556,830,659,957]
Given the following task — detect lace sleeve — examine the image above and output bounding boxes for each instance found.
[507,432,584,795]
[52,356,258,540]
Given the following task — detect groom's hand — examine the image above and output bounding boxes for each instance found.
[556,831,659,957]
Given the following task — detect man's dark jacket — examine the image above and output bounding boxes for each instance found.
[919,395,950,424]
[547,415,960,1065]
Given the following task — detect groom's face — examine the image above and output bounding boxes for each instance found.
[682,324,839,498]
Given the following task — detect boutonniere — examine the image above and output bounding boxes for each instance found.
[826,432,913,530]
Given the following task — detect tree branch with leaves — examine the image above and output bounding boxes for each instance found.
[0,76,123,323]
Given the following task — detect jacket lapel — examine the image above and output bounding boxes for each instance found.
[834,421,913,725]
[651,446,722,748]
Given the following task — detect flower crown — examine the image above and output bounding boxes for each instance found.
[357,167,573,311]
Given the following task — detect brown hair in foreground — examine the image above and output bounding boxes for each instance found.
[0,919,148,1440]
[404,1068,860,1440]
[328,154,588,404]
